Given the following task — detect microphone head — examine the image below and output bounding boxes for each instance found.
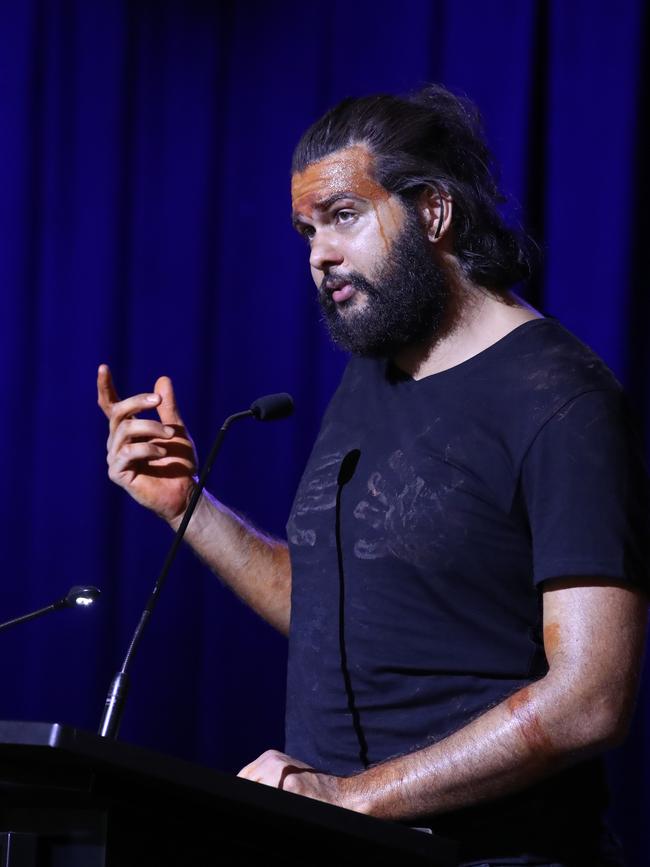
[65,585,101,608]
[250,392,294,421]
[337,448,361,486]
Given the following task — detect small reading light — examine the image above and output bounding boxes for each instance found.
[64,586,101,608]
[0,585,102,633]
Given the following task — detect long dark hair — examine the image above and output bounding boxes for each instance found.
[292,84,533,292]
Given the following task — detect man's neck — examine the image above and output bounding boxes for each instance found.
[393,279,543,381]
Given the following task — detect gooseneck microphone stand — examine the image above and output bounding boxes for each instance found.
[98,393,294,740]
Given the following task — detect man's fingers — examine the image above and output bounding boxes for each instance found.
[154,376,184,426]
[107,392,162,440]
[236,750,311,786]
[108,442,168,479]
[108,418,176,459]
[237,749,278,780]
[97,364,121,418]
[237,761,257,779]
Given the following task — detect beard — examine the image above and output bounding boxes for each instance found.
[317,209,451,358]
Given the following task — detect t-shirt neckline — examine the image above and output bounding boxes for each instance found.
[386,317,554,386]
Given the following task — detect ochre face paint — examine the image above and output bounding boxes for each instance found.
[291,145,389,215]
[291,145,405,256]
[370,200,389,250]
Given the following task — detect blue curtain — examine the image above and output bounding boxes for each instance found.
[0,0,647,862]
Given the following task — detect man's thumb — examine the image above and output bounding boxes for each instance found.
[154,376,183,425]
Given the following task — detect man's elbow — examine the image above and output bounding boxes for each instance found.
[573,689,636,752]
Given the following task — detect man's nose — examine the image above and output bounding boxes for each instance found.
[309,231,344,273]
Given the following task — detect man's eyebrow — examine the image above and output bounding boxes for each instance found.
[291,192,363,226]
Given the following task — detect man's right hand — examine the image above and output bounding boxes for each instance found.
[97,364,198,523]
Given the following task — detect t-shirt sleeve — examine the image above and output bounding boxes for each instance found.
[520,388,650,590]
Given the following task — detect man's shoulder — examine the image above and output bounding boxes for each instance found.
[484,318,623,418]
[508,317,620,389]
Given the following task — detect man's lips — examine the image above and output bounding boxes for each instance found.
[322,275,356,304]
[331,283,355,303]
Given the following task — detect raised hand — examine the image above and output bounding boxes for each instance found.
[97,364,198,522]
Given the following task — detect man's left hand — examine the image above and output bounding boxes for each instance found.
[237,750,364,812]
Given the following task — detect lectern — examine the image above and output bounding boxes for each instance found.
[0,721,457,866]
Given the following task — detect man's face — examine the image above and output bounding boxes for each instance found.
[291,145,450,357]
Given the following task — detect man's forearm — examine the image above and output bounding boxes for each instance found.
[238,583,647,818]
[171,488,291,635]
[344,671,622,820]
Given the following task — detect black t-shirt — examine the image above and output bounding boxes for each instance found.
[285,318,648,861]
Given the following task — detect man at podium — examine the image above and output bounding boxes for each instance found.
[98,84,649,867]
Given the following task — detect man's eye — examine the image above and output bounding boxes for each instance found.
[301,225,316,242]
[335,210,356,224]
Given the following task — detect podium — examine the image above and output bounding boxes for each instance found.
[0,721,457,866]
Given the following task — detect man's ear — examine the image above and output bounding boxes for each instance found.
[418,185,452,242]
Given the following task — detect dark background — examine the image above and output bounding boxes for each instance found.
[0,0,647,863]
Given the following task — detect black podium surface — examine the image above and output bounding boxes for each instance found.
[0,721,457,866]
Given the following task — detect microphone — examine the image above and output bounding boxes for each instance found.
[337,449,360,487]
[250,392,293,421]
[0,585,101,633]
[98,393,294,740]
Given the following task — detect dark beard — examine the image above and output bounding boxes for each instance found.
[318,210,451,358]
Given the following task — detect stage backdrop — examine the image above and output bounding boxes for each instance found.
[0,0,647,863]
